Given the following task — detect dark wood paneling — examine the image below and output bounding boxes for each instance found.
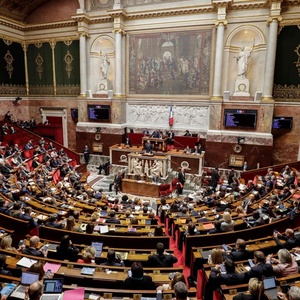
[205,141,273,170]
[76,132,124,156]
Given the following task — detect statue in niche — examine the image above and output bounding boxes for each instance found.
[99,52,110,79]
[235,41,254,79]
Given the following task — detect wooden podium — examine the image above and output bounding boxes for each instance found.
[128,153,170,179]
[142,137,167,152]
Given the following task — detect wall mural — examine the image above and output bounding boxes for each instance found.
[129,30,212,95]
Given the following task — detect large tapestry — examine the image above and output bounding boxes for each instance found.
[273,25,300,101]
[129,29,212,95]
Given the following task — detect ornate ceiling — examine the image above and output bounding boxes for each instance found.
[0,0,49,22]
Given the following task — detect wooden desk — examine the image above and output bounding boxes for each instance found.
[122,179,161,197]
[56,266,171,288]
[110,145,203,174]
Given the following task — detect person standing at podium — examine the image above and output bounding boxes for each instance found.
[144,139,153,154]
[151,129,160,138]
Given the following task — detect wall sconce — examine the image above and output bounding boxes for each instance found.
[237,137,245,144]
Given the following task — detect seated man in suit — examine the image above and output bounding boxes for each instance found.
[22,235,47,258]
[105,210,121,224]
[223,238,250,261]
[205,258,245,299]
[243,250,274,281]
[274,228,300,250]
[122,262,155,290]
[100,249,125,266]
[147,242,178,267]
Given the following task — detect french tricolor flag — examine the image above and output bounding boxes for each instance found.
[169,105,174,126]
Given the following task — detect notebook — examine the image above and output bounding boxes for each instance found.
[40,278,64,300]
[10,271,39,299]
[81,267,96,276]
[263,277,278,300]
[91,241,103,258]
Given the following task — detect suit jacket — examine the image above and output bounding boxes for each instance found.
[147,253,178,267]
[226,249,250,261]
[178,172,185,185]
[206,268,245,299]
[22,246,44,258]
[275,235,300,250]
[243,262,274,281]
[144,143,153,153]
[233,292,269,300]
[122,275,155,290]
[105,217,121,224]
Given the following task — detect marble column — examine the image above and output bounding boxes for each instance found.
[114,29,125,97]
[262,16,281,101]
[22,43,29,96]
[212,21,226,100]
[79,33,87,97]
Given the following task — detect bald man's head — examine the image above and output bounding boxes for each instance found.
[28,281,43,300]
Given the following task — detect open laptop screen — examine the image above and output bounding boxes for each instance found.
[21,272,39,285]
[43,279,64,294]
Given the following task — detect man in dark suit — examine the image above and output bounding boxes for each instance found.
[45,214,64,229]
[274,228,300,250]
[243,251,274,281]
[205,259,244,299]
[122,262,155,290]
[22,235,46,258]
[210,167,220,191]
[105,210,121,224]
[109,172,122,194]
[177,168,185,195]
[147,242,178,267]
[223,239,250,261]
[19,206,38,230]
[144,139,153,154]
[100,249,125,266]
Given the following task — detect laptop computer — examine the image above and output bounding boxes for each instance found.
[91,241,103,258]
[40,278,64,300]
[263,277,278,300]
[10,271,39,299]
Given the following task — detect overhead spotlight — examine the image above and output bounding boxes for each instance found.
[237,137,245,144]
[12,97,22,105]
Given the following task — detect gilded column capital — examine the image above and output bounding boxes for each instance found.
[266,15,282,25]
[22,43,28,52]
[215,19,227,28]
[78,32,90,38]
[112,28,126,35]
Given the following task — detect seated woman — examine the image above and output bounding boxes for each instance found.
[56,235,79,262]
[65,216,83,232]
[29,262,53,280]
[77,246,96,264]
[0,236,19,253]
[233,278,269,300]
[221,211,234,232]
[266,249,299,277]
[211,248,224,265]
[157,272,186,291]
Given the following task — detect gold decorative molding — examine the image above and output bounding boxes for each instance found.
[35,53,44,80]
[64,51,74,79]
[78,32,90,38]
[273,84,300,100]
[0,84,26,95]
[4,50,14,79]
